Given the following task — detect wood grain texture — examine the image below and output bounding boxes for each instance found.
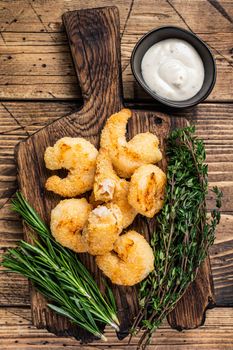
[0,1,232,348]
[9,5,214,342]
[0,307,233,349]
[1,102,232,305]
[14,6,171,341]
[210,214,233,306]
[1,212,232,308]
[167,258,215,330]
[1,101,233,210]
[0,0,232,100]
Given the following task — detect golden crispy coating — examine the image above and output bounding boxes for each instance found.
[93,148,137,228]
[93,148,118,202]
[113,179,137,228]
[44,137,98,197]
[128,164,166,218]
[89,191,102,207]
[83,203,123,256]
[50,198,92,253]
[96,230,154,286]
[100,109,162,178]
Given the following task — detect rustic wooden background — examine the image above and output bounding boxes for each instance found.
[0,0,232,349]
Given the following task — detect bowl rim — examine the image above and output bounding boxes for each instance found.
[130,25,217,108]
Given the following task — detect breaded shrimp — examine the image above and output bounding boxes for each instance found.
[93,148,137,228]
[83,203,123,256]
[44,137,98,197]
[94,148,119,202]
[128,164,166,218]
[96,230,154,286]
[113,179,137,228]
[100,109,162,178]
[50,198,91,253]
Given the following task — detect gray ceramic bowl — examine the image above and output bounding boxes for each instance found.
[131,26,216,108]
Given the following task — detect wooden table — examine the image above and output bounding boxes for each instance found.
[0,1,233,349]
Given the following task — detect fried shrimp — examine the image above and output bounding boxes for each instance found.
[96,230,154,286]
[44,137,98,197]
[93,148,137,228]
[100,108,162,178]
[94,148,118,202]
[83,204,123,256]
[128,164,166,218]
[50,198,92,253]
[113,179,137,228]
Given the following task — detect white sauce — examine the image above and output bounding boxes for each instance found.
[141,38,204,101]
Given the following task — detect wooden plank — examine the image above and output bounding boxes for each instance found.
[0,102,232,309]
[0,1,232,100]
[0,32,232,101]
[0,0,232,347]
[14,6,176,340]
[210,214,233,306]
[0,202,232,308]
[0,0,231,33]
[0,0,131,32]
[0,100,232,210]
[3,4,216,340]
[0,307,233,349]
[170,0,233,33]
[0,101,232,338]
[167,258,215,330]
[1,102,232,211]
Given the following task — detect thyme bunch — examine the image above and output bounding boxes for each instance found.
[131,126,222,349]
[1,192,119,341]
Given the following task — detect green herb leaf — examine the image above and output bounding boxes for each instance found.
[1,192,119,340]
[130,126,222,349]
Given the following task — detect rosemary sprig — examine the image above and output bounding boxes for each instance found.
[1,192,119,341]
[131,126,222,349]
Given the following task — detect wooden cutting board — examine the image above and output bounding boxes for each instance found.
[15,6,214,342]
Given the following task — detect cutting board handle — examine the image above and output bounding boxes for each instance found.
[63,7,123,110]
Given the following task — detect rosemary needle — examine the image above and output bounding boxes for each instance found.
[1,192,119,340]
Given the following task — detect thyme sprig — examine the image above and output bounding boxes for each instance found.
[1,192,119,341]
[131,126,222,349]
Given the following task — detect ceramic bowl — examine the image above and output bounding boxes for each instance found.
[131,26,216,108]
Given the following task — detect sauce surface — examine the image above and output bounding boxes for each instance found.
[141,38,205,101]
